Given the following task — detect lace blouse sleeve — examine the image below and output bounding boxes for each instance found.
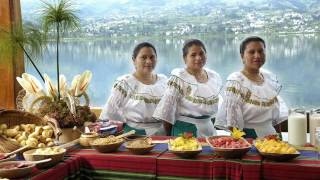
[153,75,184,124]
[99,80,129,121]
[215,80,246,129]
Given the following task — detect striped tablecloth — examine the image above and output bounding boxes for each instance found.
[68,143,168,179]
[30,155,82,180]
[157,145,213,179]
[262,150,320,180]
[25,136,320,180]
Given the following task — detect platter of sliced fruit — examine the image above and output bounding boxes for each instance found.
[254,134,300,161]
[206,128,251,159]
[168,132,202,158]
[206,136,251,158]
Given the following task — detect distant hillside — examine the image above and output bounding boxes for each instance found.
[20,0,320,36]
[21,0,320,20]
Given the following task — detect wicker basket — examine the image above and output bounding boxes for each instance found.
[0,109,46,127]
[0,109,61,153]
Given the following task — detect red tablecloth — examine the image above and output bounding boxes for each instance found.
[157,146,213,179]
[211,150,262,180]
[68,142,168,179]
[30,155,82,180]
[70,148,160,174]
[22,136,320,180]
[262,150,320,180]
[155,136,263,180]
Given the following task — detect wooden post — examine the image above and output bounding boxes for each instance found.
[0,0,24,109]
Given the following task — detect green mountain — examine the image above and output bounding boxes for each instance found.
[21,0,320,35]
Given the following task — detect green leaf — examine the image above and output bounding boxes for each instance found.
[39,0,80,99]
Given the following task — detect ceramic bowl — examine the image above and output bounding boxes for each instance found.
[259,151,300,161]
[168,142,202,159]
[79,132,99,147]
[23,147,66,169]
[124,135,147,141]
[206,136,251,159]
[124,138,155,155]
[0,154,16,163]
[90,138,124,153]
[0,161,34,179]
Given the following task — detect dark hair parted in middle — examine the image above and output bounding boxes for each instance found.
[132,42,157,60]
[182,39,207,58]
[239,36,266,55]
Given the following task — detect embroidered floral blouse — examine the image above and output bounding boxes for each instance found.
[215,69,288,137]
[153,68,222,137]
[100,74,167,135]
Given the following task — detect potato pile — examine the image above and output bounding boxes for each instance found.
[0,123,55,148]
[254,139,297,154]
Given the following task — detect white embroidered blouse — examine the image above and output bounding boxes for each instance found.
[215,69,288,137]
[99,74,168,135]
[153,68,223,137]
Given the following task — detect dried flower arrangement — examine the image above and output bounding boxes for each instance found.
[16,71,96,128]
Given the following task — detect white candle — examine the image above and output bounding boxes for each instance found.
[310,114,320,145]
[288,113,307,146]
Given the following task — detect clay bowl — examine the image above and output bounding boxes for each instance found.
[124,138,155,155]
[90,138,124,153]
[0,154,16,163]
[212,146,251,159]
[0,161,34,179]
[206,136,251,159]
[79,132,99,147]
[259,151,300,162]
[124,135,147,141]
[169,148,202,158]
[23,147,66,169]
[125,144,155,155]
[168,142,202,159]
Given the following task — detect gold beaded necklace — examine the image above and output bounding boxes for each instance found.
[241,70,264,85]
[133,72,156,85]
[186,69,208,83]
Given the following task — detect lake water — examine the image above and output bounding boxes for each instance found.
[25,34,320,109]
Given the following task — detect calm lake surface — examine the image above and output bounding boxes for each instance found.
[25,34,320,109]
